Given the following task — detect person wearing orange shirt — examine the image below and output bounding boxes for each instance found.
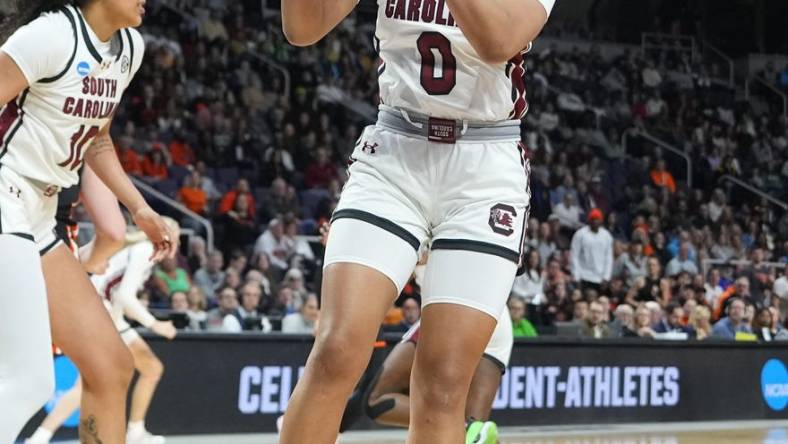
[141,145,170,181]
[177,172,208,215]
[650,159,676,193]
[169,134,195,167]
[117,139,143,176]
[218,178,256,219]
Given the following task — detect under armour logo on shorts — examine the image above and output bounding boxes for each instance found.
[362,141,378,154]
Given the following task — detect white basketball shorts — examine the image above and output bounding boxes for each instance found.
[0,165,61,254]
[324,120,531,319]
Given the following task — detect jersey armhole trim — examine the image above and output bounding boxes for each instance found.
[39,7,79,84]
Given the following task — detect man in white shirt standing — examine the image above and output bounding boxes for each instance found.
[571,208,613,293]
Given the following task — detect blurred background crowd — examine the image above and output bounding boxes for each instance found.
[60,0,787,341]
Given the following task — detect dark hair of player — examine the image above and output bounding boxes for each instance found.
[0,0,89,42]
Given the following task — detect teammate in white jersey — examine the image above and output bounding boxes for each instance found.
[0,1,177,442]
[279,0,554,442]
[25,232,177,444]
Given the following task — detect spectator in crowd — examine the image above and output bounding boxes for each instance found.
[626,257,670,306]
[570,208,614,292]
[711,298,751,339]
[624,305,657,338]
[237,282,272,332]
[752,307,783,342]
[650,159,676,193]
[285,218,316,264]
[169,132,196,167]
[195,161,221,203]
[609,304,634,337]
[304,147,338,189]
[613,240,647,286]
[177,171,208,215]
[775,267,788,321]
[154,257,192,296]
[508,296,538,338]
[218,178,256,219]
[282,293,320,334]
[665,242,699,277]
[267,287,298,317]
[400,297,421,330]
[185,286,208,330]
[714,277,752,320]
[654,303,692,335]
[704,268,725,308]
[511,249,545,304]
[222,268,242,292]
[572,301,589,323]
[141,145,170,181]
[117,137,143,176]
[170,291,188,312]
[581,300,612,338]
[193,250,226,302]
[689,305,712,340]
[249,253,277,297]
[740,248,774,306]
[531,222,557,262]
[206,287,242,332]
[281,268,308,305]
[254,218,293,272]
[219,193,259,255]
[552,193,583,231]
[265,177,300,221]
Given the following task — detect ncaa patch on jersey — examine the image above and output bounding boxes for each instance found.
[76,61,91,77]
[489,203,517,236]
[121,55,130,73]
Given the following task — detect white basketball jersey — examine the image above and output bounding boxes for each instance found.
[376,0,547,121]
[91,241,156,328]
[0,5,144,188]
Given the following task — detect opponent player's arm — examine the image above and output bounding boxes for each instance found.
[80,164,127,271]
[445,0,553,64]
[281,0,358,46]
[85,125,178,261]
[0,52,28,107]
[117,243,177,339]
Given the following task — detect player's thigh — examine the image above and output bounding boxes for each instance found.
[368,341,416,400]
[42,244,131,379]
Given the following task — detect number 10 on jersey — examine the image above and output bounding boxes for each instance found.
[418,32,456,95]
[59,124,100,171]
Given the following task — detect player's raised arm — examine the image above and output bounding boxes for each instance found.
[446,0,554,64]
[281,0,358,46]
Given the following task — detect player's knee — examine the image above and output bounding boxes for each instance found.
[413,361,468,411]
[310,332,367,384]
[143,356,164,380]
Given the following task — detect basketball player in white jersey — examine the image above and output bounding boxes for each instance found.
[0,1,177,442]
[279,0,554,442]
[26,228,177,444]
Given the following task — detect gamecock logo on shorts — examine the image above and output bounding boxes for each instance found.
[488,203,517,236]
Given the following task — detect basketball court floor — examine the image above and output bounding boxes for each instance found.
[46,420,787,444]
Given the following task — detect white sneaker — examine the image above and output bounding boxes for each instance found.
[126,430,166,444]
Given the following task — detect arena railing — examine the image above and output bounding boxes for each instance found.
[719,175,788,213]
[701,259,787,286]
[130,176,215,253]
[621,128,692,188]
[701,40,735,88]
[745,75,788,116]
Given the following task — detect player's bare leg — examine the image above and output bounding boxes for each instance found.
[466,357,503,421]
[279,263,397,444]
[43,245,133,444]
[364,342,416,427]
[408,303,496,444]
[127,339,164,431]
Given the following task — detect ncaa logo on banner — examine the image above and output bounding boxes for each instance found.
[761,359,788,411]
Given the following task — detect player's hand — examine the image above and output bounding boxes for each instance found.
[132,207,178,261]
[150,320,177,340]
